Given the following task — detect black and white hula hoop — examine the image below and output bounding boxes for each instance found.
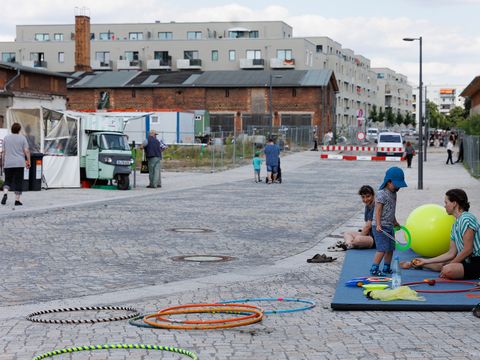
[26,306,140,324]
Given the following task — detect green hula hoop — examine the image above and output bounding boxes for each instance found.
[394,225,412,251]
[32,343,198,360]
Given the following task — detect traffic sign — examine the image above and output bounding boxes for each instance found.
[357,132,365,141]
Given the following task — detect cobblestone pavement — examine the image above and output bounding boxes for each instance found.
[1,151,479,359]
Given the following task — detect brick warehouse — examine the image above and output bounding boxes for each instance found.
[66,69,339,134]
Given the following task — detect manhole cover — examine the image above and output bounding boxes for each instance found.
[170,255,235,262]
[167,228,214,233]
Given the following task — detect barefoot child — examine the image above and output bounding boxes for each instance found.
[370,167,407,276]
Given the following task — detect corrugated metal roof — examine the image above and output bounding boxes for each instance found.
[190,70,335,88]
[69,71,140,88]
[67,69,337,89]
[301,70,334,87]
[0,61,72,78]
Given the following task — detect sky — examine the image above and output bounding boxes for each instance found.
[1,0,479,87]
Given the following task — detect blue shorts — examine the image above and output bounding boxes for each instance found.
[372,226,395,252]
[267,165,278,173]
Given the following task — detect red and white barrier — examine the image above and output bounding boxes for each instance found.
[320,153,403,161]
[320,145,403,153]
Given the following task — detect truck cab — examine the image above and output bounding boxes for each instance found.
[84,132,132,190]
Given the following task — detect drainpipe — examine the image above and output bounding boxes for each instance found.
[3,68,21,92]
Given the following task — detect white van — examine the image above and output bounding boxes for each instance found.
[367,128,379,141]
[376,132,404,157]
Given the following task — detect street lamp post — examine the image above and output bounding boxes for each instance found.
[403,36,423,190]
[269,73,283,138]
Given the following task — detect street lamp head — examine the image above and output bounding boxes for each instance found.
[403,37,416,41]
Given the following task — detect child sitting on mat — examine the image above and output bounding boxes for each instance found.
[331,185,376,251]
[370,167,407,276]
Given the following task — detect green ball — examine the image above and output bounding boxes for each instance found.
[405,204,455,257]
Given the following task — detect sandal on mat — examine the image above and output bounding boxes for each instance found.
[307,253,337,263]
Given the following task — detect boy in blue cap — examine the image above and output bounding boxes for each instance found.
[370,166,408,276]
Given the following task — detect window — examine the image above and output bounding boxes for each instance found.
[154,51,170,65]
[158,32,173,40]
[377,73,385,79]
[129,32,144,40]
[225,89,229,97]
[53,33,64,41]
[211,50,219,61]
[246,50,261,59]
[58,52,65,63]
[276,49,292,60]
[34,33,49,41]
[184,50,199,60]
[229,50,236,61]
[316,45,323,53]
[95,51,110,64]
[187,31,202,40]
[99,32,114,40]
[124,51,139,61]
[249,30,259,38]
[2,52,16,62]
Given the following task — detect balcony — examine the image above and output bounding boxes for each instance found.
[91,60,113,70]
[22,60,48,69]
[117,59,142,70]
[176,59,202,70]
[147,59,172,70]
[270,58,295,69]
[239,58,265,69]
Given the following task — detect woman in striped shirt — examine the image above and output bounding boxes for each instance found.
[406,189,480,279]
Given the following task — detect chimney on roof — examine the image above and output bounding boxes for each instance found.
[74,7,92,72]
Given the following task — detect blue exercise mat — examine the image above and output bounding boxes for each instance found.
[331,249,480,311]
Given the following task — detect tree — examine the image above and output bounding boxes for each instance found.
[369,105,378,124]
[385,108,395,127]
[447,106,467,128]
[395,111,404,126]
[377,108,385,124]
[404,112,413,127]
[458,114,480,135]
[426,100,446,129]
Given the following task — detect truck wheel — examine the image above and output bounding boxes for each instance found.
[117,174,130,190]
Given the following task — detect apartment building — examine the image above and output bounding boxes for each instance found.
[372,67,413,116]
[0,16,412,132]
[426,84,465,115]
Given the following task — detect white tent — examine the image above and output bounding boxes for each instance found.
[6,108,80,188]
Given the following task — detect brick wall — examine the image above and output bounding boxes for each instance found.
[0,68,67,96]
[67,85,335,128]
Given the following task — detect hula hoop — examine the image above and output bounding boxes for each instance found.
[144,303,264,330]
[219,297,316,314]
[403,279,480,293]
[394,225,411,251]
[26,306,140,324]
[32,343,198,360]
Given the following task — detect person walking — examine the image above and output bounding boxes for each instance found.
[142,130,164,188]
[252,151,263,183]
[1,123,31,206]
[446,136,455,165]
[263,138,280,184]
[404,141,415,168]
[455,137,464,163]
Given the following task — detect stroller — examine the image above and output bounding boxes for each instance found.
[266,158,282,184]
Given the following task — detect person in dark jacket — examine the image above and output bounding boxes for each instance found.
[142,130,165,188]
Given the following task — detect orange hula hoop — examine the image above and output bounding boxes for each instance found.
[143,303,264,330]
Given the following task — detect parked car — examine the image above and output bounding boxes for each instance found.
[376,132,404,157]
[367,128,379,141]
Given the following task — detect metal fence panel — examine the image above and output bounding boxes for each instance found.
[464,134,480,177]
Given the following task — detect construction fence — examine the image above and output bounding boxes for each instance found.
[463,134,480,177]
[132,126,315,173]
